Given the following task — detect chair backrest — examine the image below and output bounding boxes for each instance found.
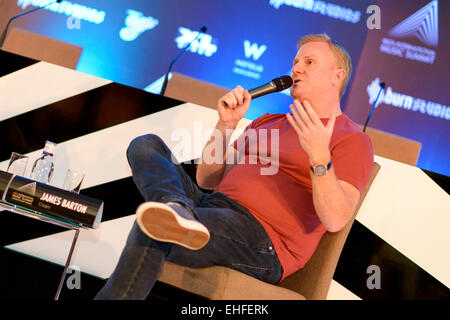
[361,126,421,166]
[278,162,381,299]
[3,27,83,69]
[165,72,229,110]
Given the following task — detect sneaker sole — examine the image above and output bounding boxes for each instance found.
[136,202,210,250]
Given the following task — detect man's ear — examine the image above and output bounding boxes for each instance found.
[334,68,346,87]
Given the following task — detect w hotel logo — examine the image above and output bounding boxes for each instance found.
[244,41,267,61]
[389,0,438,47]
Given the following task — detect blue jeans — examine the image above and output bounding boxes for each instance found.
[95,134,283,300]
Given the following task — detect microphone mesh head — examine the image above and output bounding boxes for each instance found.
[273,75,293,91]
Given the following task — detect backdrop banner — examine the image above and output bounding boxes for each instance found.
[344,0,449,176]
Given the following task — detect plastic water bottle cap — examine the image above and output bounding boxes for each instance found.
[43,141,57,155]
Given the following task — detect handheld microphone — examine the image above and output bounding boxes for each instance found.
[248,75,293,99]
[0,0,63,49]
[160,26,207,96]
[363,81,385,132]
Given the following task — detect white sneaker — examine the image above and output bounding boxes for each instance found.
[136,201,210,250]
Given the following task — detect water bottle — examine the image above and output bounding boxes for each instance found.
[31,141,56,184]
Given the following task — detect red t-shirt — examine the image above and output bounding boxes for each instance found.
[214,113,374,281]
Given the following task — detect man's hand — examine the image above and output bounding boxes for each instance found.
[286,100,336,166]
[287,100,359,232]
[217,86,251,129]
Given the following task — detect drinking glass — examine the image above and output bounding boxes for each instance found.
[62,169,85,194]
[7,152,29,176]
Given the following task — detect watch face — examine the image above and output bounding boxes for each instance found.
[313,165,327,176]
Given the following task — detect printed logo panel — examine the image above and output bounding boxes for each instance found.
[379,0,439,64]
[120,9,159,42]
[174,27,218,57]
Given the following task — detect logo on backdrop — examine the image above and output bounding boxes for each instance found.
[268,0,361,24]
[233,41,267,80]
[379,0,438,64]
[367,78,450,121]
[174,27,218,57]
[16,0,106,24]
[119,10,159,42]
[244,41,267,61]
[389,0,438,47]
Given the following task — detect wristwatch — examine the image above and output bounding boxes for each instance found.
[310,161,332,176]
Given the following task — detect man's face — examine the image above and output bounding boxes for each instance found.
[290,41,341,102]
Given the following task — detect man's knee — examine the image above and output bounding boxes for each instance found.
[127,134,165,161]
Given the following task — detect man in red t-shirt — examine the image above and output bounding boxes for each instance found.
[198,34,374,280]
[95,33,374,299]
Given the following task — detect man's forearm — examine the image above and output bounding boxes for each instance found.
[310,167,358,233]
[196,121,236,189]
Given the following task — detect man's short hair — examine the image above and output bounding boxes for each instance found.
[297,33,352,98]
